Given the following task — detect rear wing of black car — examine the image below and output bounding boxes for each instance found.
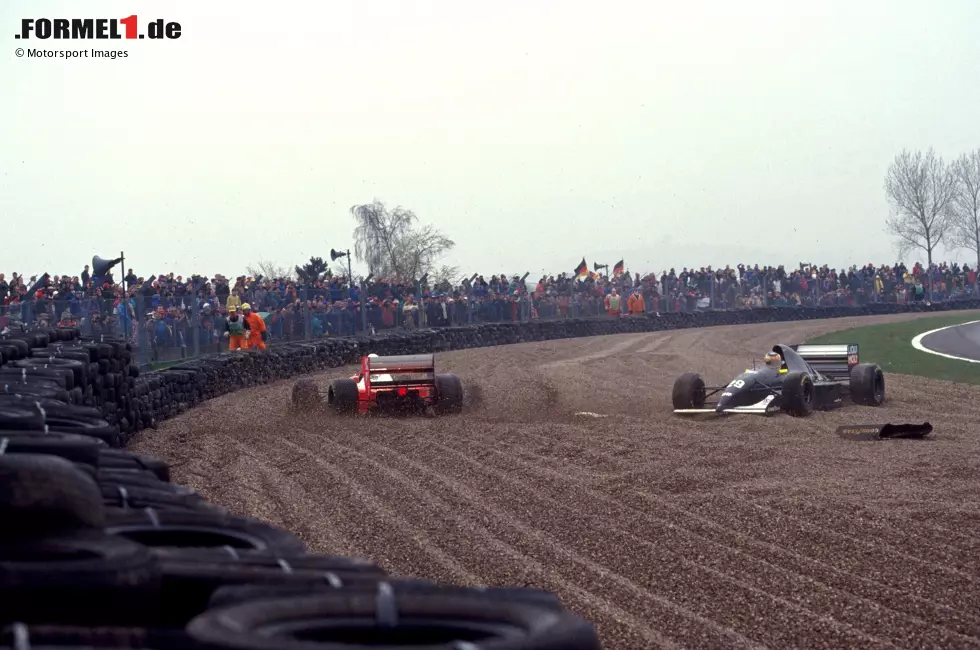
[366,354,436,386]
[791,344,858,380]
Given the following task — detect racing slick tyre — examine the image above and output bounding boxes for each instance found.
[781,371,814,417]
[326,379,358,415]
[671,372,706,410]
[291,379,320,409]
[434,373,464,414]
[849,362,885,406]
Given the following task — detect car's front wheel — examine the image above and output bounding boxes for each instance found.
[781,372,814,417]
[672,373,706,410]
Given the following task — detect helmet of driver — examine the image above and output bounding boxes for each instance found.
[368,353,379,358]
[763,351,782,366]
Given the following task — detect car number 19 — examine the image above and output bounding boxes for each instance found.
[727,379,746,388]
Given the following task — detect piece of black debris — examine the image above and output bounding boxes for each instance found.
[836,422,933,441]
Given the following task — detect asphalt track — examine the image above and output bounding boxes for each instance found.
[917,319,980,362]
[131,311,980,650]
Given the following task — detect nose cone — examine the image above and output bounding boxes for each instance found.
[716,392,735,413]
[716,377,753,412]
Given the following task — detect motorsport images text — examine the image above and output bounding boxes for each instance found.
[24,49,127,59]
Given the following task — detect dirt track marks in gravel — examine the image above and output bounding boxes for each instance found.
[131,311,980,649]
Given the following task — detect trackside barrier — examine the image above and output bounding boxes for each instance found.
[105,298,980,438]
[2,299,979,647]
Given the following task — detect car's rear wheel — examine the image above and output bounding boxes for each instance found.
[434,373,464,414]
[781,372,814,417]
[849,363,885,406]
[671,373,706,410]
[326,379,359,414]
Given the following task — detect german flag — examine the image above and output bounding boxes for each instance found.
[612,260,625,278]
[574,257,588,279]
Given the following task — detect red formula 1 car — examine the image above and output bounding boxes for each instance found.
[291,353,464,415]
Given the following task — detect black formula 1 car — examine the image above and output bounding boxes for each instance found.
[671,343,885,417]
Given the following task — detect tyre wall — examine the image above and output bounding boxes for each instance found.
[1,300,977,649]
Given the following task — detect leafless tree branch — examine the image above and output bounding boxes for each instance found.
[350,200,418,276]
[430,265,460,289]
[329,261,350,280]
[246,259,294,281]
[394,224,455,280]
[948,149,980,269]
[349,201,455,282]
[883,148,957,265]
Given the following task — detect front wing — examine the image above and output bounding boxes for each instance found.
[674,392,783,416]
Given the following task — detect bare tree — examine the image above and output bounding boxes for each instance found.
[350,201,455,281]
[246,259,294,280]
[328,261,348,280]
[884,148,958,265]
[350,201,417,277]
[949,149,980,270]
[394,224,456,280]
[430,265,460,288]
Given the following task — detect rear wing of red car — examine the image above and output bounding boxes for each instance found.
[365,354,436,386]
[791,343,859,380]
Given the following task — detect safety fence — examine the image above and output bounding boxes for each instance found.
[4,275,978,367]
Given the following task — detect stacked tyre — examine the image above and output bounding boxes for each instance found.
[1,329,142,445]
[1,328,600,649]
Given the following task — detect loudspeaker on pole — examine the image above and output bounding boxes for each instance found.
[25,273,50,296]
[92,255,123,277]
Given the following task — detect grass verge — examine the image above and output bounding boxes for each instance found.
[807,312,980,385]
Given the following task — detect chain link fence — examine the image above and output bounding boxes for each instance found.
[3,270,977,368]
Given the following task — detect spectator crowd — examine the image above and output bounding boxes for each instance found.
[1,260,977,364]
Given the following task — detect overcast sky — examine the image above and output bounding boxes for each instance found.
[2,0,979,280]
